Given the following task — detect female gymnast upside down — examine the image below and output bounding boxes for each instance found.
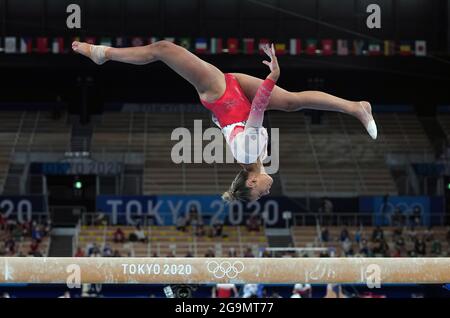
[72,40,377,203]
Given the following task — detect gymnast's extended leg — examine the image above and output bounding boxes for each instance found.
[232,72,377,139]
[72,40,225,102]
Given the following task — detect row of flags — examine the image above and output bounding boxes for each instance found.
[0,36,428,57]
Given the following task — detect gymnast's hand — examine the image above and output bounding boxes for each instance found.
[262,43,280,82]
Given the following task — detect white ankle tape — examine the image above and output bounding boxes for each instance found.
[90,45,108,65]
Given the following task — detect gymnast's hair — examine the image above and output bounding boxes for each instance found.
[222,170,252,203]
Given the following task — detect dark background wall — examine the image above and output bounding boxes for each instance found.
[0,0,449,114]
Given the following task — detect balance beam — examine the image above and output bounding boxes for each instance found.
[1,257,449,284]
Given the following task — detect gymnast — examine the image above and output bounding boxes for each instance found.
[72,40,377,203]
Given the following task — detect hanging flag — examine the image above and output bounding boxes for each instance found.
[321,39,333,55]
[131,37,144,47]
[337,39,349,56]
[384,40,395,56]
[100,37,112,46]
[36,37,49,53]
[399,42,412,56]
[5,37,17,53]
[353,39,365,56]
[210,38,223,54]
[305,39,317,55]
[20,37,33,54]
[179,38,191,51]
[415,40,427,57]
[243,38,255,55]
[52,37,64,54]
[195,38,208,54]
[258,38,270,54]
[368,41,382,56]
[289,39,301,55]
[227,38,239,54]
[85,37,96,45]
[274,42,286,55]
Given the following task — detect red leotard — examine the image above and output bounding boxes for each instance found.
[200,73,251,128]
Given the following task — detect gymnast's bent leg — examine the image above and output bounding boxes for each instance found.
[232,72,377,139]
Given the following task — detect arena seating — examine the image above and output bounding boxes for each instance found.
[269,111,432,196]
[77,225,268,257]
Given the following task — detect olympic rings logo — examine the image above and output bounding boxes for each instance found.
[206,261,245,279]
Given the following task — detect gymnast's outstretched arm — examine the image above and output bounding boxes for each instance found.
[245,44,280,130]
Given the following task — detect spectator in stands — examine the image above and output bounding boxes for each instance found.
[12,224,23,242]
[211,221,224,238]
[43,219,52,237]
[321,228,329,242]
[407,226,418,241]
[102,243,113,257]
[391,247,402,257]
[244,247,255,258]
[113,228,125,243]
[176,215,187,232]
[391,207,404,227]
[4,236,16,255]
[133,224,148,243]
[423,226,434,242]
[371,226,384,242]
[205,248,215,257]
[394,234,405,250]
[29,239,39,256]
[410,206,422,226]
[87,243,100,256]
[212,284,238,298]
[431,238,442,256]
[291,284,312,298]
[74,247,85,257]
[246,213,261,232]
[342,238,353,256]
[185,250,193,257]
[195,222,206,237]
[415,237,426,256]
[242,284,259,298]
[93,211,107,226]
[113,250,122,257]
[262,249,271,257]
[359,239,371,257]
[186,205,199,226]
[354,229,362,244]
[339,228,350,242]
[228,248,238,257]
[31,224,43,243]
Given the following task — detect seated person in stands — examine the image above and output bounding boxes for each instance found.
[93,211,107,226]
[359,239,371,257]
[410,206,422,226]
[321,228,329,242]
[195,222,206,237]
[354,229,362,244]
[391,247,402,257]
[371,226,384,242]
[74,247,85,257]
[176,215,187,232]
[4,236,16,255]
[29,239,39,255]
[133,224,148,243]
[228,247,238,257]
[246,213,261,232]
[102,243,113,257]
[341,237,353,256]
[211,221,224,237]
[113,227,125,243]
[186,205,199,226]
[204,248,215,257]
[423,226,434,242]
[87,242,101,256]
[415,237,426,256]
[31,224,43,243]
[20,221,31,237]
[185,250,194,257]
[261,249,271,257]
[244,247,255,257]
[339,228,350,242]
[43,219,52,236]
[431,238,442,256]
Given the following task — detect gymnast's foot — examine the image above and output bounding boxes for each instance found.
[357,101,377,140]
[72,41,109,65]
